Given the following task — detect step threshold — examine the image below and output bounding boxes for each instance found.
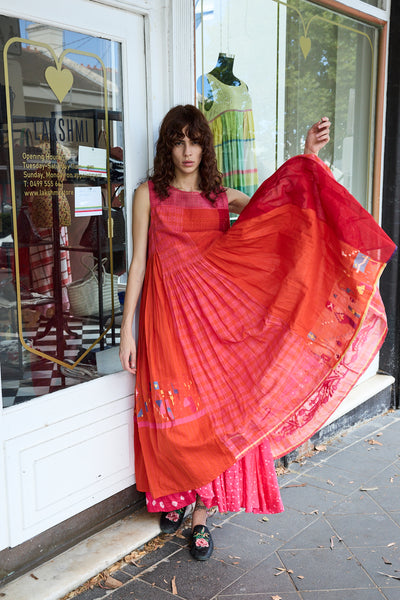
[1,507,160,600]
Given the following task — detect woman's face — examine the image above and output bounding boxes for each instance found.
[171,128,203,178]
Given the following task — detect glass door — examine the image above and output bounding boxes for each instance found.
[0,16,130,406]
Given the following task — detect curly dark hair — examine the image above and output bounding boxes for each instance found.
[150,104,224,201]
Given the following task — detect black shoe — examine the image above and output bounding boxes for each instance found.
[160,507,186,534]
[190,525,214,561]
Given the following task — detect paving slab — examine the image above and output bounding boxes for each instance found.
[389,511,400,527]
[138,545,244,600]
[280,479,346,514]
[217,553,298,596]
[207,521,279,570]
[278,546,376,591]
[230,506,318,542]
[349,545,400,589]
[323,449,390,480]
[298,464,365,495]
[217,594,302,600]
[325,513,400,547]
[107,578,185,599]
[367,485,400,512]
[121,539,183,577]
[280,515,341,550]
[363,464,400,488]
[325,489,386,515]
[300,590,388,600]
[382,588,400,600]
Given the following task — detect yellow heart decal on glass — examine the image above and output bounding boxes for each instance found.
[45,65,73,103]
[300,36,311,59]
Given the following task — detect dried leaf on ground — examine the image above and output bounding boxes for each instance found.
[276,465,290,476]
[124,548,146,563]
[274,567,293,576]
[171,575,178,595]
[387,542,396,547]
[378,571,400,581]
[314,444,327,452]
[102,576,123,589]
[174,531,187,539]
[382,556,392,565]
[366,439,383,446]
[271,596,282,600]
[283,483,307,488]
[297,575,305,579]
[326,480,335,486]
[30,573,39,580]
[145,536,166,552]
[359,486,379,491]
[330,536,335,549]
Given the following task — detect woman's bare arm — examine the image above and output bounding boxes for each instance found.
[119,182,150,374]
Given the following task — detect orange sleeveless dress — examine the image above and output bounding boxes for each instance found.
[134,154,395,513]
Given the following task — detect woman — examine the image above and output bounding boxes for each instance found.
[120,105,394,561]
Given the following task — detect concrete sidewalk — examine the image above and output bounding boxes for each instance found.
[4,410,400,600]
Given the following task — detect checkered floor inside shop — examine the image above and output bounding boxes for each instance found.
[1,316,120,407]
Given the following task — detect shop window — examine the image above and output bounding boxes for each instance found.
[195,0,379,212]
[362,0,386,8]
[0,16,126,407]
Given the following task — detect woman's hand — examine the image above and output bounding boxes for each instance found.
[304,117,331,156]
[119,328,137,374]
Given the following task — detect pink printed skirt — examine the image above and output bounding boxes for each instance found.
[145,439,284,515]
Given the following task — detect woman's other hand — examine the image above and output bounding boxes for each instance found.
[119,329,137,374]
[304,117,331,156]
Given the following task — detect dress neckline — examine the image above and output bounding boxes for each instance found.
[169,185,203,194]
[207,73,243,88]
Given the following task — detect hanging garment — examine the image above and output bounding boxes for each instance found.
[29,226,72,309]
[134,154,395,509]
[201,73,258,196]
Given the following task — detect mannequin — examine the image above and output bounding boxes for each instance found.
[209,52,241,85]
[198,53,242,111]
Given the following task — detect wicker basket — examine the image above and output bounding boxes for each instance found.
[67,259,119,317]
